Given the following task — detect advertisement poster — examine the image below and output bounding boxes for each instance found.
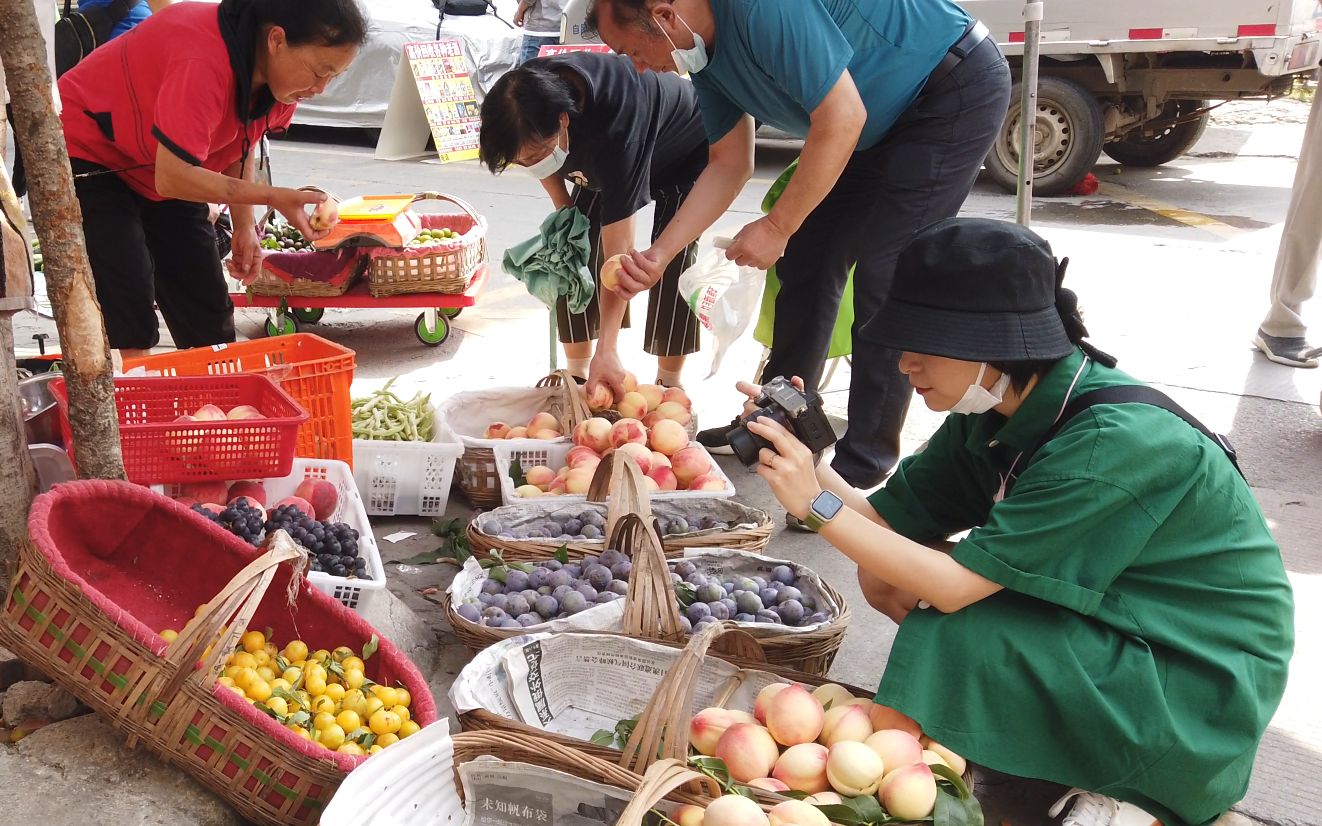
[403,39,481,164]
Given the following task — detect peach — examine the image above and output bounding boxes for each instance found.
[670,446,712,487]
[661,387,692,410]
[701,794,768,826]
[865,730,923,778]
[599,254,626,292]
[768,800,830,826]
[921,749,953,771]
[672,804,706,826]
[506,426,528,439]
[689,707,739,756]
[811,683,855,711]
[648,418,690,456]
[547,477,568,496]
[637,384,665,411]
[747,778,790,793]
[275,495,315,518]
[923,740,966,776]
[225,404,264,420]
[868,703,922,739]
[621,371,639,394]
[182,481,230,506]
[199,503,224,515]
[528,412,561,433]
[609,418,647,448]
[819,704,873,746]
[295,478,339,520]
[803,793,842,807]
[484,422,511,439]
[648,466,679,491]
[754,682,791,724]
[573,417,614,453]
[643,476,660,492]
[193,404,226,421]
[566,445,601,468]
[642,411,663,429]
[651,451,672,468]
[585,380,615,412]
[655,401,692,425]
[771,742,830,794]
[880,763,937,820]
[714,723,780,783]
[514,484,544,498]
[565,466,595,495]
[228,495,262,511]
[825,741,885,797]
[615,442,653,475]
[686,474,727,493]
[617,391,649,420]
[726,710,759,726]
[532,428,563,440]
[765,684,824,747]
[227,481,266,507]
[524,465,557,489]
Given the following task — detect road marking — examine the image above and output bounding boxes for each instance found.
[1095,182,1244,241]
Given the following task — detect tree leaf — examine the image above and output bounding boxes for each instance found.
[554,545,570,565]
[843,794,887,823]
[814,804,867,826]
[930,764,971,799]
[933,783,983,826]
[272,687,300,704]
[590,729,617,746]
[431,517,463,537]
[347,726,373,743]
[286,710,311,728]
[362,634,379,661]
[510,457,527,488]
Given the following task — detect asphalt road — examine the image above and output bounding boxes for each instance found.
[10,98,1321,825]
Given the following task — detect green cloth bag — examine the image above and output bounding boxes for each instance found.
[752,160,855,359]
[501,205,596,313]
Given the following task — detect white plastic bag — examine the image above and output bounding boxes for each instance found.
[678,237,765,377]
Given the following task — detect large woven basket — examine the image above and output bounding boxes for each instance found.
[451,371,590,507]
[0,480,438,826]
[249,256,361,297]
[368,192,487,297]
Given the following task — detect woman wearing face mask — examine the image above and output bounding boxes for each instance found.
[743,218,1293,826]
[57,0,368,357]
[479,51,708,387]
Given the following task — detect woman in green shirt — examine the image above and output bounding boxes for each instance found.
[742,218,1294,826]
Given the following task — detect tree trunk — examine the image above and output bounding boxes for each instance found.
[0,0,125,481]
[0,316,37,574]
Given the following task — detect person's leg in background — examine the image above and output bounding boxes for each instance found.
[71,161,160,359]
[518,34,560,65]
[831,39,1010,487]
[141,196,235,350]
[555,188,631,379]
[644,182,700,387]
[1255,85,1322,368]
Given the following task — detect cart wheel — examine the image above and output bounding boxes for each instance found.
[292,307,325,324]
[265,314,298,337]
[415,312,450,346]
[440,306,462,319]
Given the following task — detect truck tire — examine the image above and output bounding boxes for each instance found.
[984,76,1104,197]
[1103,100,1210,167]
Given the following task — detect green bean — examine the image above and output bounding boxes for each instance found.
[350,381,436,441]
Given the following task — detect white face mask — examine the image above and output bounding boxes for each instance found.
[522,130,567,179]
[948,363,1012,415]
[657,13,709,75]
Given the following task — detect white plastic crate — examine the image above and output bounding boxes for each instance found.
[491,441,736,506]
[352,417,464,516]
[163,458,386,614]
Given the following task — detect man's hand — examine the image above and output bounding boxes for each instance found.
[726,214,791,270]
[514,0,532,26]
[270,189,333,241]
[614,247,667,299]
[587,347,627,399]
[226,224,263,286]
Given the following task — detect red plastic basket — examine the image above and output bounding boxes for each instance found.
[51,374,308,484]
[122,335,356,466]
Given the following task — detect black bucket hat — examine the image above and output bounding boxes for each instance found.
[861,217,1079,362]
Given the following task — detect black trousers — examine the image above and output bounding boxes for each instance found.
[72,159,234,351]
[762,36,1011,487]
[555,182,701,358]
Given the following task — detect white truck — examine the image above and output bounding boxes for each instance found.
[560,0,1322,195]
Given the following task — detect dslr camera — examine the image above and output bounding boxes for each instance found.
[728,377,837,467]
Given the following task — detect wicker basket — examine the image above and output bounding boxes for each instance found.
[449,370,590,507]
[447,454,849,674]
[0,480,438,826]
[368,192,487,297]
[249,255,362,297]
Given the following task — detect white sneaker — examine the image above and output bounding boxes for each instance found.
[1049,789,1161,826]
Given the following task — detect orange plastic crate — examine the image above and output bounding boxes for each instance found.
[124,334,355,466]
[51,374,308,484]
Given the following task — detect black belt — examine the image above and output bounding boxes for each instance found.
[925,20,991,90]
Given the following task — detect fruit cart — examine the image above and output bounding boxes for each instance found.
[232,192,488,347]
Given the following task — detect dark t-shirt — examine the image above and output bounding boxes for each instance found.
[528,52,708,225]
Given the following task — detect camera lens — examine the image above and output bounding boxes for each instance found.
[729,409,777,467]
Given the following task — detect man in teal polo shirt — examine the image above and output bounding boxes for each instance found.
[740,218,1294,826]
[585,0,1010,491]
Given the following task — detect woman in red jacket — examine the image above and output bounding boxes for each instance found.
[57,0,367,356]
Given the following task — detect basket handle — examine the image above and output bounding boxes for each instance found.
[614,759,719,826]
[535,369,591,431]
[412,191,484,224]
[117,531,307,737]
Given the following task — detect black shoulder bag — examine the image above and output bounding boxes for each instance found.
[54,0,134,77]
